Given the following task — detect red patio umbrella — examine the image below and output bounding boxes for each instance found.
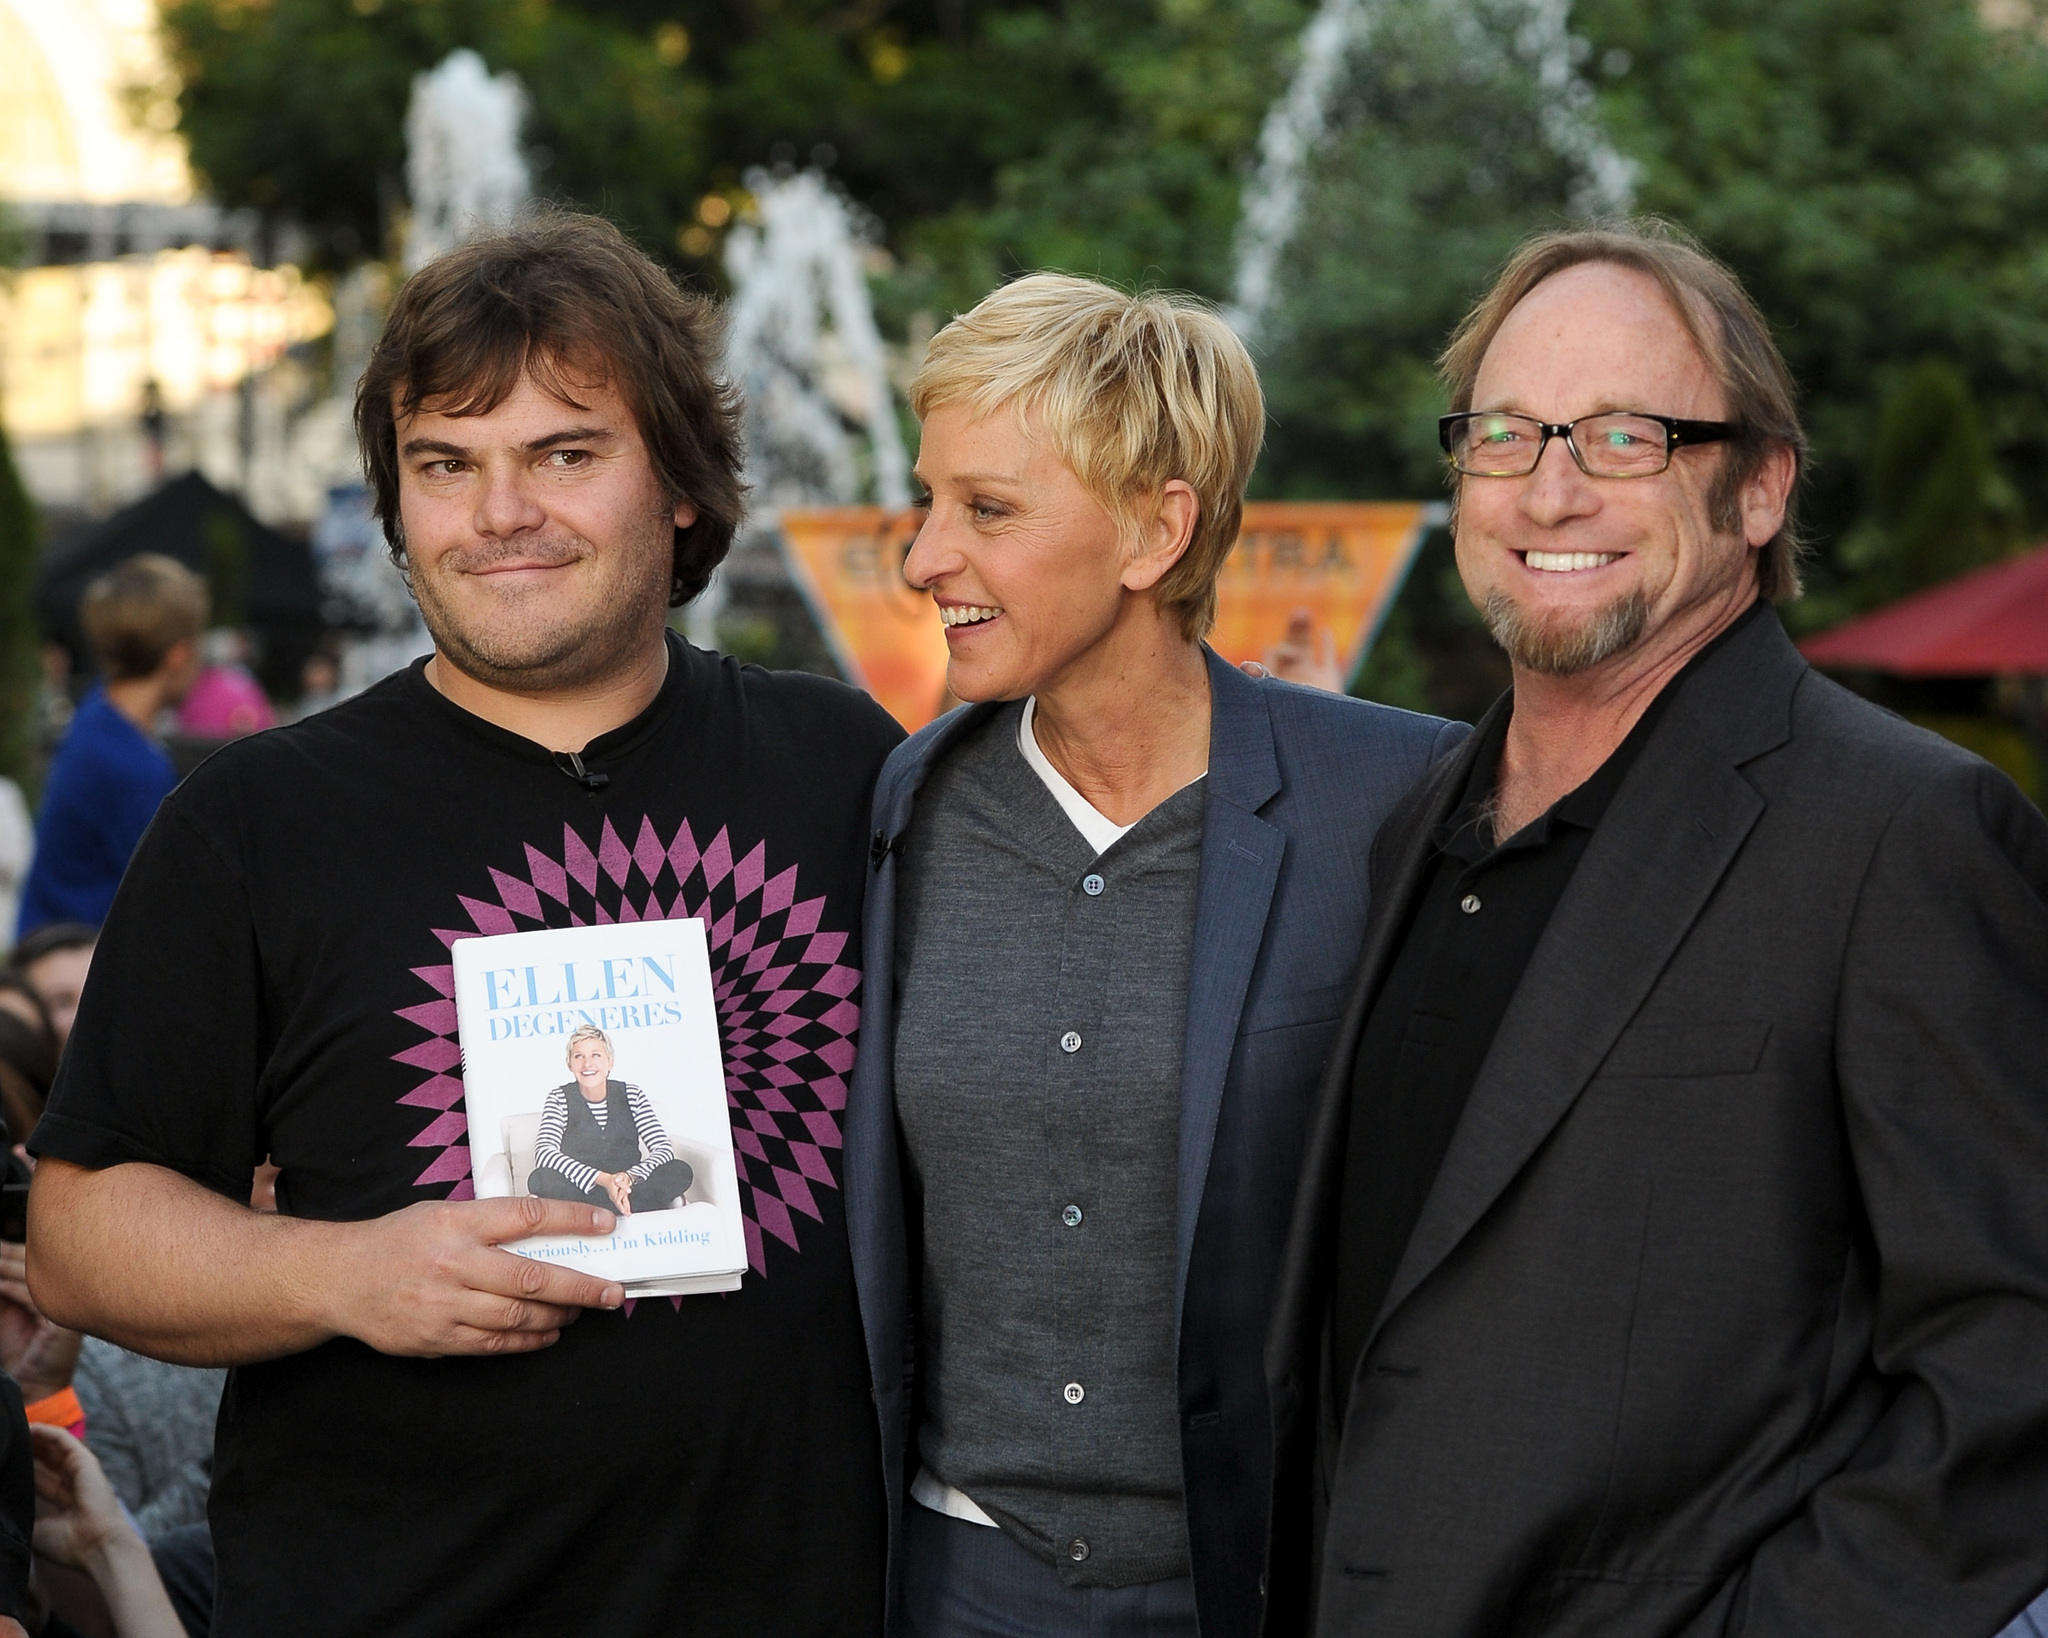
[1799,544,2048,676]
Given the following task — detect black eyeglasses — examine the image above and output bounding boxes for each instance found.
[1439,411,1738,478]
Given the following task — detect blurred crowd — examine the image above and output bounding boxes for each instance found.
[0,551,257,1637]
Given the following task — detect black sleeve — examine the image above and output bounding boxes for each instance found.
[1742,760,2048,1634]
[0,1378,31,1622]
[31,796,266,1203]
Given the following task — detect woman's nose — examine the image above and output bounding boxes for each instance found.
[901,511,959,591]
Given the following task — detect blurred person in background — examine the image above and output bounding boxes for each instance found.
[291,647,342,721]
[173,631,275,744]
[29,1425,186,1638]
[848,274,1460,1638]
[0,1002,53,1159]
[0,782,30,952]
[0,1372,35,1638]
[1258,609,1347,694]
[0,940,216,1631]
[17,559,206,939]
[10,929,95,1058]
[0,977,52,1048]
[0,1104,222,1548]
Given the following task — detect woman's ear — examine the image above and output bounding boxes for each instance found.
[1120,480,1200,594]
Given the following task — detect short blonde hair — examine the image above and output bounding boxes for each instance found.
[565,1025,612,1062]
[80,554,208,680]
[910,273,1265,641]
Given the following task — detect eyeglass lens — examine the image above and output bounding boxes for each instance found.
[1448,412,1673,476]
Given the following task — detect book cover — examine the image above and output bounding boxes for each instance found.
[453,919,747,1288]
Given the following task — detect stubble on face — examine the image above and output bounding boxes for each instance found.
[408,500,674,695]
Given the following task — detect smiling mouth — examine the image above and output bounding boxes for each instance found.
[1522,550,1621,573]
[940,604,1003,628]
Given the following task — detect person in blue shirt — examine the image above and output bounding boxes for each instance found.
[18,554,207,939]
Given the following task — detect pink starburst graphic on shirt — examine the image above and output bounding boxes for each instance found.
[389,816,860,1277]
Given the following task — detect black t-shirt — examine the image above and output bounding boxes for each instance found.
[33,634,903,1638]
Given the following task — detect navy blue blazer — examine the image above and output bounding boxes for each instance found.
[844,647,1464,1638]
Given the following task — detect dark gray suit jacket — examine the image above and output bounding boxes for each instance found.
[846,649,1462,1638]
[1264,610,2048,1638]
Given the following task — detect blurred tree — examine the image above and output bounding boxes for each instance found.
[1847,358,2016,606]
[891,0,1308,313]
[1573,0,2048,623]
[1249,0,1608,502]
[0,425,40,793]
[203,507,249,631]
[162,0,703,267]
[161,0,1071,275]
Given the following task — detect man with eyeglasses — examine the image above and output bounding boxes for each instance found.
[1262,219,2048,1638]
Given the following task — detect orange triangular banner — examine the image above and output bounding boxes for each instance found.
[776,501,1441,731]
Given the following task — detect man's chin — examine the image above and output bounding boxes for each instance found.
[419,594,663,692]
[1481,587,1652,678]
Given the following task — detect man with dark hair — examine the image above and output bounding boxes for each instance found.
[1264,219,2048,1637]
[24,213,901,1637]
[18,555,207,938]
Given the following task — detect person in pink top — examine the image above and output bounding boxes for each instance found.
[174,633,275,740]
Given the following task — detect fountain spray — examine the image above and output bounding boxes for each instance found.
[1227,0,1636,342]
[404,50,531,275]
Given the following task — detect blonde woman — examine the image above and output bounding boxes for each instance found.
[843,275,1464,1638]
[526,1025,693,1216]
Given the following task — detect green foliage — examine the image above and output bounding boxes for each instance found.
[892,0,1308,311]
[162,0,704,266]
[1844,357,2016,608]
[1253,0,1608,501]
[161,0,1073,273]
[1573,0,2048,617]
[0,426,41,792]
[1349,529,1510,721]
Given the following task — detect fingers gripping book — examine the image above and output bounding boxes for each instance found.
[453,920,747,1293]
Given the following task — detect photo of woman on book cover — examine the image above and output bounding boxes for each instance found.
[525,1026,695,1216]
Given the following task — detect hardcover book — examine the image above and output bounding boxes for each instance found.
[453,919,746,1293]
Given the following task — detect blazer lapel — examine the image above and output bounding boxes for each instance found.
[1361,617,1803,1355]
[1175,652,1285,1301]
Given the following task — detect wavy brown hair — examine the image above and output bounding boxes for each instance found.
[357,210,745,607]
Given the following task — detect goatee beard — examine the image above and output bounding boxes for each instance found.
[1481,587,1652,677]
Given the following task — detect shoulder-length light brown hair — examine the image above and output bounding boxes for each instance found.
[357,210,745,607]
[1441,218,1809,600]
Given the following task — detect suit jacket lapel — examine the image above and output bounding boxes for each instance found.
[1175,652,1285,1302]
[1264,703,1494,1397]
[1361,616,1803,1356]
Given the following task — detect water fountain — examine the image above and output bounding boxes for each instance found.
[722,167,911,511]
[1226,0,1635,340]
[403,49,531,274]
[707,167,911,651]
[299,51,536,706]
